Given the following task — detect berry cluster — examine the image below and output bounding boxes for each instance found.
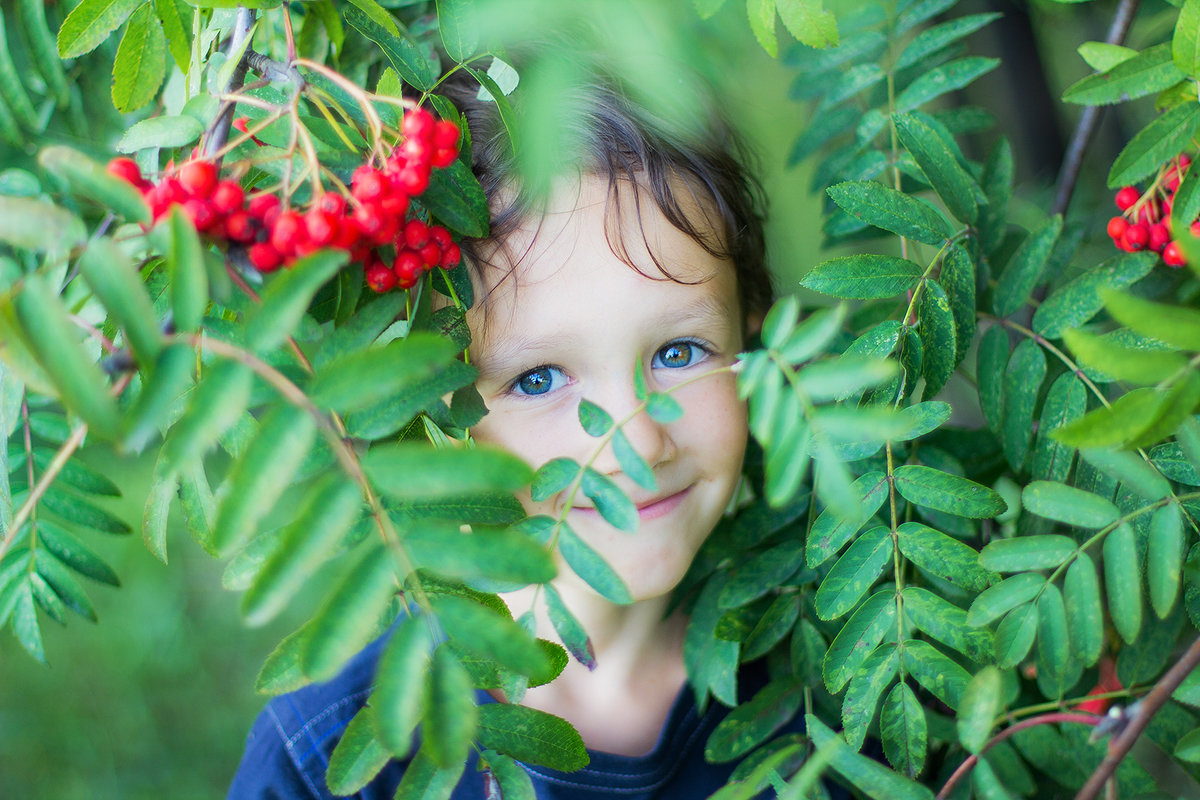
[1106,153,1193,268]
[107,107,463,293]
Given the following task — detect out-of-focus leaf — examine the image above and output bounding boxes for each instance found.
[1065,553,1104,668]
[246,250,348,353]
[363,444,532,500]
[1021,481,1119,529]
[39,146,150,224]
[327,706,391,795]
[373,614,432,757]
[958,666,1002,754]
[807,715,934,800]
[302,544,397,682]
[1104,523,1142,644]
[1148,503,1185,619]
[424,645,477,767]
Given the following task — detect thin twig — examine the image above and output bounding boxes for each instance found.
[937,713,1099,799]
[1050,0,1142,217]
[205,7,258,159]
[1075,633,1200,800]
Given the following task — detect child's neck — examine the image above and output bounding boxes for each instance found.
[498,580,690,757]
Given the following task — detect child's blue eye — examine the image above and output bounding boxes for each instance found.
[512,366,563,396]
[654,341,705,369]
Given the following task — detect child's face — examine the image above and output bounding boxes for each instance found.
[468,175,748,602]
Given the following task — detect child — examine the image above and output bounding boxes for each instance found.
[228,57,790,799]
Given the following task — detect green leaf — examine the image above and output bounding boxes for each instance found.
[578,399,613,437]
[1175,156,1200,227]
[153,0,190,72]
[1104,523,1142,644]
[112,4,166,112]
[967,572,1044,627]
[896,522,991,592]
[939,245,976,369]
[980,535,1076,572]
[743,593,801,660]
[979,138,1014,255]
[12,583,45,662]
[39,487,129,535]
[142,464,175,562]
[893,464,1007,519]
[543,584,594,670]
[1148,503,1185,619]
[326,706,391,795]
[992,215,1063,317]
[1109,102,1200,188]
[240,476,363,626]
[814,525,892,620]
[421,158,490,238]
[1102,287,1200,351]
[122,343,193,454]
[1052,387,1168,448]
[57,0,143,58]
[79,238,161,363]
[826,181,951,245]
[893,112,978,224]
[919,280,956,399]
[719,538,807,609]
[645,392,683,423]
[746,0,778,57]
[1032,374,1086,482]
[957,667,1002,755]
[806,715,935,800]
[1063,42,1183,105]
[706,680,805,763]
[343,5,436,91]
[301,544,396,682]
[373,614,432,757]
[823,591,895,693]
[116,115,204,152]
[1036,583,1071,682]
[999,338,1045,470]
[211,404,314,556]
[0,196,84,254]
[977,324,1009,435]
[1021,481,1119,529]
[902,586,993,662]
[13,273,120,440]
[1064,327,1185,385]
[895,12,1000,70]
[345,0,399,36]
[555,521,632,604]
[159,360,253,473]
[161,206,207,334]
[1175,0,1200,77]
[311,332,460,413]
[424,645,478,767]
[777,0,838,49]
[39,146,150,224]
[895,57,999,113]
[481,752,536,800]
[1065,553,1104,667]
[1081,447,1171,502]
[800,255,923,299]
[880,682,926,778]
[436,0,478,61]
[476,702,588,771]
[363,444,532,500]
[1032,252,1156,339]
[994,604,1037,669]
[530,458,581,503]
[1078,42,1136,72]
[17,0,68,104]
[246,250,348,352]
[612,428,657,492]
[432,593,550,678]
[391,745,463,799]
[580,467,638,532]
[36,551,96,622]
[842,643,899,751]
[402,523,555,586]
[807,471,888,567]
[1177,729,1200,763]
[36,521,119,586]
[778,303,847,365]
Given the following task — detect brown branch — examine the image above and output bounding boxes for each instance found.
[1050,0,1141,217]
[937,713,1099,799]
[205,7,258,160]
[1075,633,1200,800]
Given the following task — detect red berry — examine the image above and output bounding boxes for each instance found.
[248,242,284,272]
[1115,186,1140,211]
[1181,154,1193,171]
[395,165,429,196]
[440,242,461,269]
[317,193,348,216]
[351,166,388,203]
[334,216,362,250]
[183,198,218,232]
[178,160,218,198]
[1123,223,1149,250]
[107,157,143,186]
[1166,168,1182,192]
[401,137,433,168]
[419,241,442,268]
[403,219,430,249]
[1149,223,1171,252]
[1164,241,1187,267]
[211,180,245,216]
[432,120,460,150]
[225,211,257,243]
[394,250,423,288]
[1135,200,1160,225]
[303,209,338,247]
[429,226,452,249]
[1107,216,1128,240]
[354,203,399,244]
[379,193,410,220]
[270,210,306,256]
[431,147,458,169]
[366,262,397,292]
[402,108,435,142]
[248,192,282,227]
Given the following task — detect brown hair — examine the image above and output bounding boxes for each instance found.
[442,53,772,324]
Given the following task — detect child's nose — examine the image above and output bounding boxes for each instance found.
[586,381,674,478]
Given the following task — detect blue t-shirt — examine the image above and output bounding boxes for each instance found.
[228,632,824,799]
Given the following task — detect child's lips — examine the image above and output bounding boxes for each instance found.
[570,486,692,521]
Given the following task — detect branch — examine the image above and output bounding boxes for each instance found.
[1050,0,1141,217]
[936,712,1099,799]
[204,7,258,159]
[1075,633,1200,800]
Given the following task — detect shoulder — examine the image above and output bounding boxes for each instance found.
[227,633,402,800]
